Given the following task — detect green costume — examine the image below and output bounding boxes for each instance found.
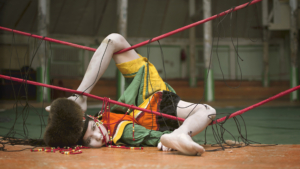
[107,55,177,147]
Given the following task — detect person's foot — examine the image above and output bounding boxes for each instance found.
[157,142,174,151]
[160,133,205,156]
[45,95,87,113]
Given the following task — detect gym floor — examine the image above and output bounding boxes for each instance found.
[0,100,300,168]
[0,144,299,169]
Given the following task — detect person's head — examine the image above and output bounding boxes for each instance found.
[43,98,109,148]
[43,98,84,147]
[82,117,109,148]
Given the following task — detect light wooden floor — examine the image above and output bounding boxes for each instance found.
[1,98,300,169]
[0,144,299,169]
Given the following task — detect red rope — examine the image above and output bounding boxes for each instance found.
[115,0,261,54]
[1,74,299,125]
[0,0,261,55]
[0,0,293,124]
[0,26,97,52]
[0,74,184,122]
[211,85,300,125]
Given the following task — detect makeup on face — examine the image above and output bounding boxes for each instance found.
[83,119,108,147]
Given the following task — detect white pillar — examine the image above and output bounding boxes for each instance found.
[37,0,50,102]
[189,0,197,87]
[290,0,299,101]
[262,0,269,87]
[262,29,269,87]
[229,45,236,80]
[203,0,214,101]
[117,0,127,99]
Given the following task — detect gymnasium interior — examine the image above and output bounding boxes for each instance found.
[0,0,300,168]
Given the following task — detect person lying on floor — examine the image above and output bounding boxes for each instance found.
[44,33,216,156]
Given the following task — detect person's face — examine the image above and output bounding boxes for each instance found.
[83,120,109,147]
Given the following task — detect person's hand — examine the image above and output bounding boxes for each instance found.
[45,94,87,113]
[157,142,174,151]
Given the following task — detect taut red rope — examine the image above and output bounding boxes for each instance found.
[115,0,261,54]
[0,0,261,54]
[1,74,299,125]
[0,74,184,122]
[0,26,97,52]
[0,0,294,125]
[212,85,300,124]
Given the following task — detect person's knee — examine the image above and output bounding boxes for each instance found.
[184,104,216,120]
[203,104,216,120]
[105,33,126,43]
[103,33,128,50]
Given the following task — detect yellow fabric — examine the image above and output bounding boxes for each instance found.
[116,55,170,101]
[116,54,144,78]
[129,95,152,119]
[101,113,137,145]
[112,121,133,144]
[112,55,173,144]
[113,92,162,144]
[130,92,163,131]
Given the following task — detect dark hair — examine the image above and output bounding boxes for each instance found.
[81,118,95,146]
[43,98,83,147]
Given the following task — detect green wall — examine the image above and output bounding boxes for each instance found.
[61,44,292,81]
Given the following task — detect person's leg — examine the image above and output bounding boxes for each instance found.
[176,101,216,137]
[46,34,139,112]
[76,33,139,94]
[160,101,216,156]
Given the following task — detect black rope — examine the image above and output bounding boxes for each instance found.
[0,0,276,153]
[77,39,111,99]
[0,31,47,151]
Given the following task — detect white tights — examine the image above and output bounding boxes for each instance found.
[159,102,216,156]
[46,34,139,112]
[45,34,217,156]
